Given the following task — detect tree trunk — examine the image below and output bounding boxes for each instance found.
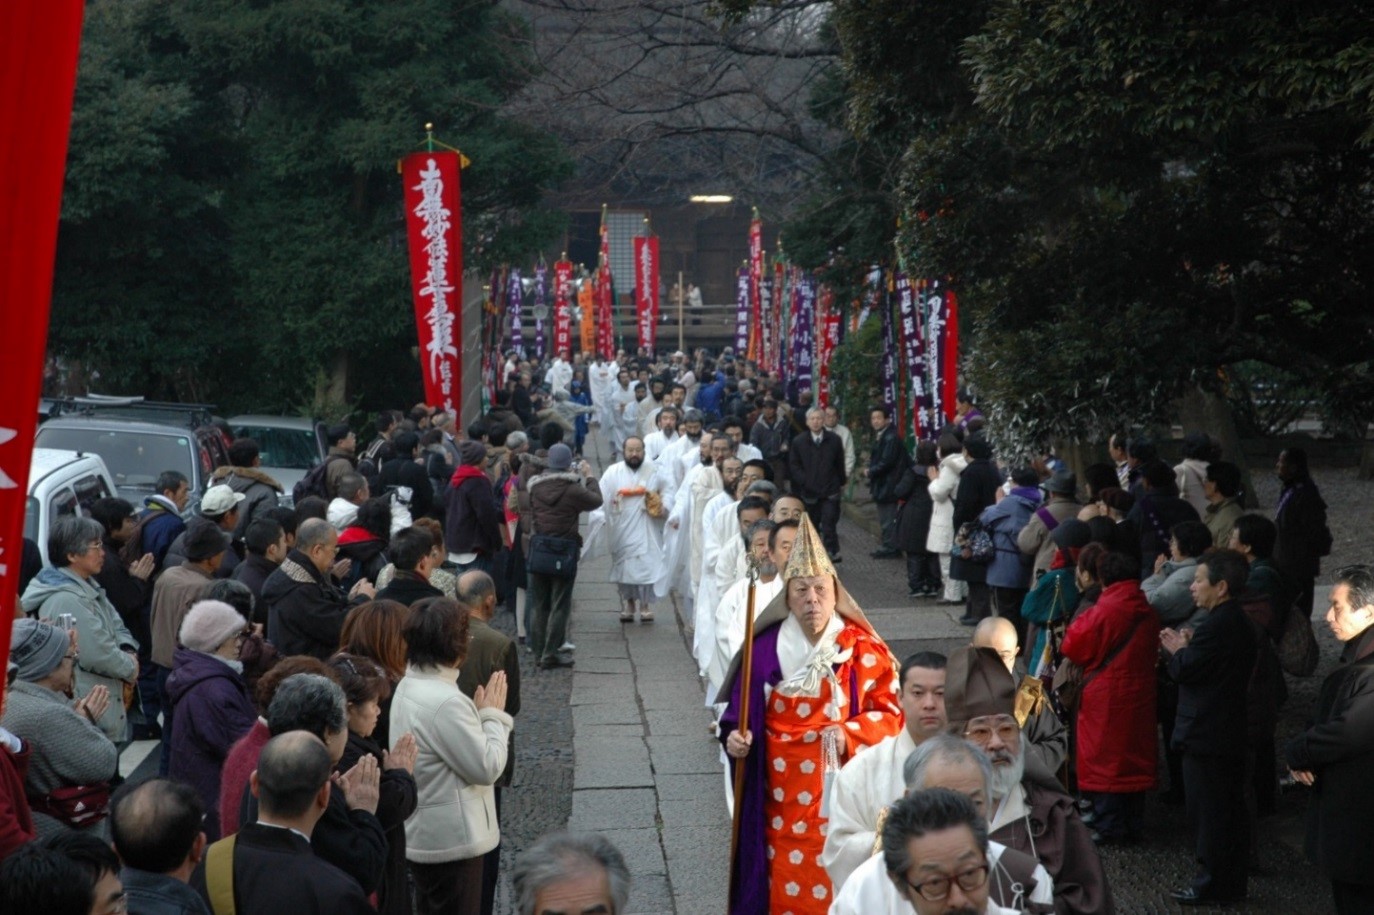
[1176,385,1259,508]
[313,349,350,420]
[1359,442,1374,481]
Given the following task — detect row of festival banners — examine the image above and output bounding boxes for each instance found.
[729,221,959,441]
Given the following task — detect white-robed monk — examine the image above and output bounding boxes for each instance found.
[657,433,722,627]
[710,519,790,693]
[696,493,770,686]
[600,436,669,624]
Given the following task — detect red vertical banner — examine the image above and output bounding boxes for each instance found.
[748,216,763,362]
[1,0,86,636]
[773,259,786,375]
[578,278,596,355]
[816,285,840,409]
[943,287,960,420]
[402,151,463,415]
[597,213,615,358]
[553,260,574,357]
[633,236,658,353]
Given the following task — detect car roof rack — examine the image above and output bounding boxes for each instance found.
[47,395,219,429]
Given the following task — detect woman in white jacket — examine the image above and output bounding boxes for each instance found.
[390,597,512,915]
[925,434,969,604]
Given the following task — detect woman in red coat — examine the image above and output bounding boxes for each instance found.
[1062,549,1161,844]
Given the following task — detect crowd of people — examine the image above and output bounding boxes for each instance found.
[1,341,1371,914]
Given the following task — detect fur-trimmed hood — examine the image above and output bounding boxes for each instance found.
[527,470,584,491]
[211,465,284,493]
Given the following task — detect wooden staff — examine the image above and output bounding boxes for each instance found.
[727,557,761,909]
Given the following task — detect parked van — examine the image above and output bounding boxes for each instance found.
[23,448,118,567]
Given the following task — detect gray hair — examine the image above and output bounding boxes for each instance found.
[882,789,988,879]
[266,673,346,740]
[48,515,105,568]
[295,517,335,553]
[512,832,631,915]
[1336,565,1374,613]
[744,480,778,500]
[902,734,994,795]
[507,431,528,451]
[747,518,777,542]
[806,407,825,419]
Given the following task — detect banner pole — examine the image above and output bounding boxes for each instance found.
[678,270,684,353]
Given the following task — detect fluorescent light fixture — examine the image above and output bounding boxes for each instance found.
[689,194,734,203]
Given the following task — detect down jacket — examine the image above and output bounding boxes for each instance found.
[164,648,256,840]
[1060,579,1160,793]
[525,470,603,548]
[978,487,1040,589]
[925,453,967,554]
[210,465,284,538]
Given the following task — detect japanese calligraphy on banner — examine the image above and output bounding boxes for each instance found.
[789,274,815,401]
[533,264,547,361]
[816,285,840,408]
[748,217,763,361]
[897,274,932,440]
[633,236,658,353]
[402,151,463,415]
[879,274,898,418]
[759,275,773,378]
[578,277,595,354]
[597,215,615,359]
[553,260,574,357]
[507,267,524,358]
[734,267,750,355]
[927,281,958,424]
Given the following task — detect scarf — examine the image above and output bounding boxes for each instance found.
[449,464,489,487]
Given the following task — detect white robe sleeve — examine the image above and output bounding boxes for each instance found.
[820,751,881,892]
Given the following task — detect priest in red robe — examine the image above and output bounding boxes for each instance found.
[721,514,902,915]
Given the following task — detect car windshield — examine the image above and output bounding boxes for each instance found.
[23,496,38,543]
[234,425,320,470]
[34,427,193,490]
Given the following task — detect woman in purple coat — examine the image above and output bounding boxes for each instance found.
[165,600,257,840]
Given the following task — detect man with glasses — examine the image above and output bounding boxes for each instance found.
[879,788,1018,915]
[945,646,1114,914]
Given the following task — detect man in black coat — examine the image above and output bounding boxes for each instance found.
[787,408,847,560]
[950,436,1001,625]
[865,405,908,557]
[1273,447,1331,620]
[1285,565,1374,913]
[377,430,435,520]
[374,527,443,606]
[262,518,374,659]
[1126,460,1201,577]
[232,518,287,622]
[194,732,374,914]
[1161,549,1257,906]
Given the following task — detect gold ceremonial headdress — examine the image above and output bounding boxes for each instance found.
[719,513,890,695]
[782,511,836,582]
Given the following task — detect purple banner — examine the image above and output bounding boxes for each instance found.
[926,280,948,429]
[880,271,898,418]
[897,274,931,440]
[507,267,525,358]
[734,266,750,355]
[533,264,547,361]
[789,274,816,401]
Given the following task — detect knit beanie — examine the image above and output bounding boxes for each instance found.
[10,619,68,682]
[179,600,247,653]
[547,444,573,471]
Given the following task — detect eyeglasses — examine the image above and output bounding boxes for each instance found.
[902,864,989,902]
[964,719,1019,744]
[83,541,104,554]
[234,630,253,646]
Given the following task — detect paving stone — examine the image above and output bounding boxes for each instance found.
[648,735,725,775]
[570,787,658,830]
[573,736,654,789]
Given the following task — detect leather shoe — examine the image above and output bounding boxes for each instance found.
[870,549,900,559]
[538,656,575,670]
[957,615,979,627]
[1171,887,1245,906]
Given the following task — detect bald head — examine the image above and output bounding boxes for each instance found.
[972,617,1019,673]
[255,731,332,821]
[456,570,497,620]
